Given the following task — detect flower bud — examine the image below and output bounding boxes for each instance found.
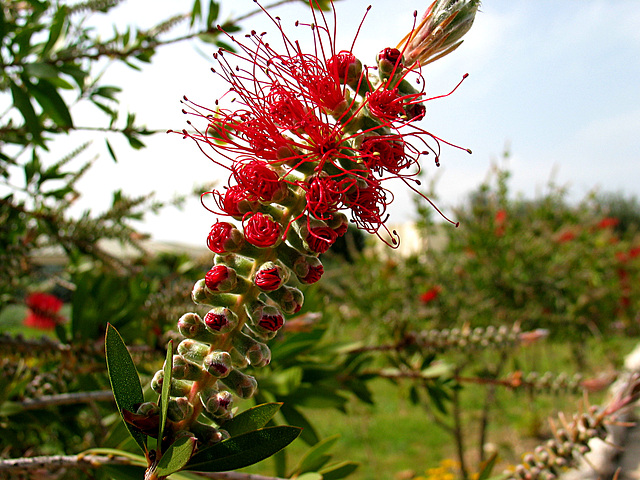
[298,256,324,284]
[254,261,287,292]
[177,312,219,343]
[327,51,363,88]
[200,388,234,419]
[136,402,160,416]
[190,421,225,445]
[151,370,192,397]
[204,350,233,378]
[267,285,304,314]
[377,47,404,78]
[244,212,283,248]
[305,225,338,254]
[205,265,238,292]
[246,301,286,337]
[191,279,237,307]
[203,306,239,334]
[172,354,205,381]
[232,332,271,367]
[167,397,194,422]
[327,212,349,236]
[207,221,245,254]
[220,369,258,399]
[177,339,210,365]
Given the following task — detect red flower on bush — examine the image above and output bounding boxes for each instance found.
[597,217,619,229]
[419,286,441,304]
[24,292,64,330]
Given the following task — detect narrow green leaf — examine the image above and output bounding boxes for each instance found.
[291,435,339,475]
[24,62,59,79]
[190,0,202,28]
[185,426,301,472]
[155,435,197,477]
[280,404,319,445]
[296,474,323,480]
[106,139,118,163]
[42,6,67,56]
[223,403,282,438]
[158,340,173,451]
[105,324,147,454]
[9,79,43,144]
[82,448,147,467]
[319,461,360,480]
[477,452,499,480]
[207,1,220,29]
[30,79,73,128]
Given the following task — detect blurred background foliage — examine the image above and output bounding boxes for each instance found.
[2,0,640,479]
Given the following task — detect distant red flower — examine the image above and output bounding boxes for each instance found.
[24,292,64,330]
[629,246,640,259]
[556,230,576,244]
[419,286,441,304]
[597,217,619,229]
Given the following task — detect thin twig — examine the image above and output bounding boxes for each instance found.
[0,454,132,473]
[18,390,114,411]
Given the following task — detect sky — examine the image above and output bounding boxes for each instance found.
[64,0,640,246]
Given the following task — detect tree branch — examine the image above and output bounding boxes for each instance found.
[17,390,114,411]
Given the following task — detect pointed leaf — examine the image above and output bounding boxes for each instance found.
[477,452,499,480]
[42,6,67,56]
[30,79,73,128]
[155,435,197,477]
[206,1,220,29]
[158,340,173,451]
[319,461,360,480]
[223,403,282,438]
[185,426,301,472]
[9,79,43,144]
[105,324,147,454]
[292,435,340,475]
[296,474,323,480]
[280,403,319,445]
[106,139,118,162]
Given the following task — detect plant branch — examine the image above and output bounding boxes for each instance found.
[17,390,114,411]
[0,454,133,474]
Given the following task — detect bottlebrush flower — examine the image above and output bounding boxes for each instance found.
[24,292,64,330]
[254,262,286,291]
[205,265,237,292]
[306,225,339,254]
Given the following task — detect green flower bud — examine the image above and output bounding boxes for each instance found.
[204,350,233,378]
[191,279,238,307]
[172,354,205,381]
[200,389,234,419]
[190,421,225,445]
[220,368,258,399]
[232,332,271,367]
[203,306,239,334]
[267,285,304,314]
[177,339,210,365]
[151,370,192,397]
[167,397,194,422]
[177,312,220,343]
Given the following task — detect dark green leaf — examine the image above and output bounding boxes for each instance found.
[223,403,282,437]
[207,1,220,29]
[42,6,67,57]
[280,404,319,445]
[319,461,360,480]
[155,435,197,477]
[30,79,73,128]
[24,62,59,79]
[190,0,202,28]
[291,435,339,475]
[105,323,147,454]
[158,340,173,451]
[185,426,301,472]
[477,452,499,480]
[9,79,43,145]
[126,135,146,150]
[93,86,122,101]
[106,139,118,163]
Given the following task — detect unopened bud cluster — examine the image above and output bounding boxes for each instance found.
[505,409,609,480]
[522,372,585,395]
[415,324,527,353]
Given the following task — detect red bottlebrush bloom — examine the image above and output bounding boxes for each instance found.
[366,88,406,121]
[24,292,64,330]
[306,225,339,254]
[244,212,282,248]
[420,286,441,304]
[233,159,286,203]
[254,264,285,291]
[304,174,353,221]
[205,265,236,292]
[300,264,324,284]
[629,246,640,259]
[556,230,577,244]
[597,217,619,229]
[259,312,285,332]
[207,221,244,254]
[360,135,411,176]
